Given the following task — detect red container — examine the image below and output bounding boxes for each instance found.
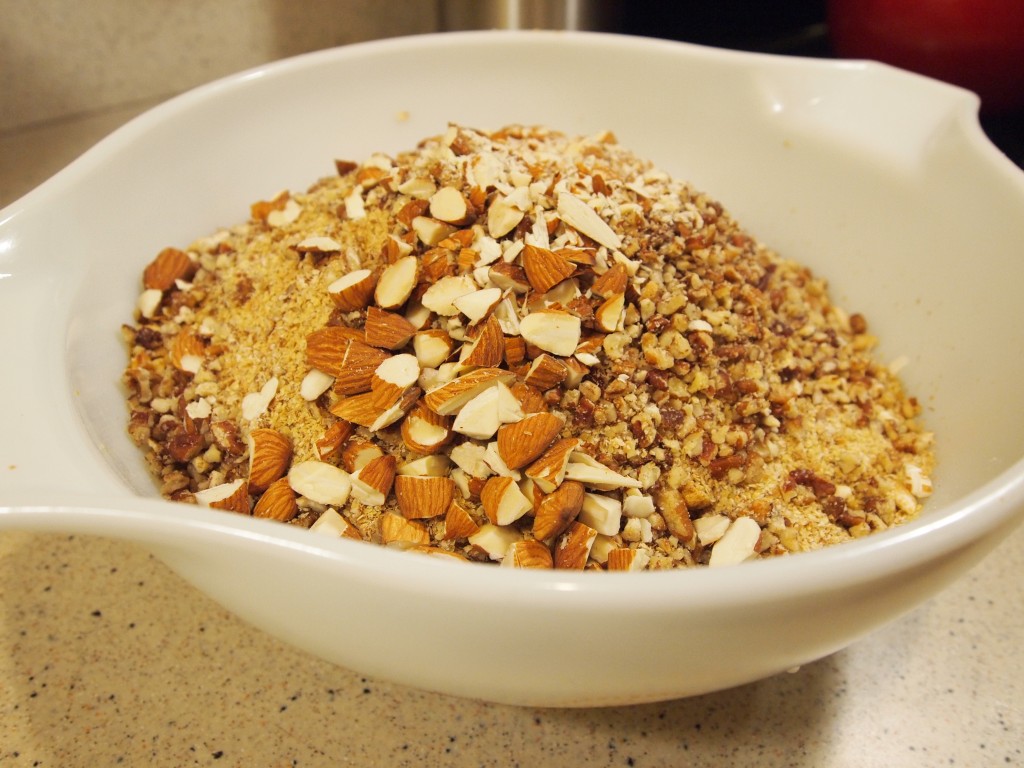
[828,0,1024,112]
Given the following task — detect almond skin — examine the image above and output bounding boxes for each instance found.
[533,480,585,541]
[364,306,417,350]
[143,247,195,291]
[253,477,299,521]
[504,539,554,569]
[590,262,629,298]
[462,315,505,368]
[328,268,378,311]
[248,428,293,492]
[496,411,565,470]
[305,327,358,377]
[394,475,456,519]
[553,520,598,569]
[521,244,575,293]
[443,499,481,540]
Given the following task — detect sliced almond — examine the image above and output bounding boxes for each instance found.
[708,517,761,567]
[350,454,397,506]
[397,176,437,199]
[523,353,569,391]
[250,190,290,223]
[136,288,162,319]
[310,508,363,539]
[412,215,457,247]
[562,357,589,389]
[483,441,519,479]
[315,421,354,463]
[606,547,651,571]
[694,514,731,546]
[480,476,533,526]
[368,385,421,432]
[397,454,452,477]
[341,440,383,473]
[443,498,481,540]
[170,331,205,374]
[557,246,598,267]
[449,442,493,479]
[355,165,389,188]
[494,380,527,424]
[300,368,335,401]
[594,292,625,333]
[329,391,386,428]
[394,475,455,519]
[333,340,390,395]
[421,274,478,317]
[462,314,505,368]
[563,451,642,491]
[589,534,618,565]
[194,479,250,515]
[420,247,455,283]
[590,262,629,298]
[556,191,622,250]
[525,437,579,494]
[501,539,553,569]
[143,247,195,291]
[488,262,530,293]
[492,296,522,337]
[370,353,420,400]
[241,377,278,421]
[487,195,526,238]
[622,491,656,518]
[400,403,453,454]
[423,367,515,416]
[522,244,576,293]
[533,480,585,541]
[396,198,430,229]
[306,327,357,377]
[519,310,581,357]
[295,236,342,255]
[575,334,605,358]
[503,335,527,367]
[413,329,455,369]
[252,477,298,522]
[578,492,622,536]
[496,411,565,470]
[453,287,502,324]
[395,294,426,339]
[554,521,598,569]
[364,306,417,350]
[247,428,293,493]
[467,523,523,562]
[429,186,474,225]
[538,277,581,309]
[288,461,352,506]
[451,384,503,440]
[380,512,430,547]
[374,255,419,309]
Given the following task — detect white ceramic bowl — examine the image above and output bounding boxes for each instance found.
[2,31,1023,707]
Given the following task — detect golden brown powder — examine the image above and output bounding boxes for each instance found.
[121,124,934,569]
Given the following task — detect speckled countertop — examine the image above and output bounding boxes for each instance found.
[2,106,1023,768]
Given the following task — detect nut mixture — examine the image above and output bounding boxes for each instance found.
[121,124,934,570]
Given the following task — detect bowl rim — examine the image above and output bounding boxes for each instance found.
[3,29,1023,607]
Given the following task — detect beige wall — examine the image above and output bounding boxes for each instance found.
[0,0,439,133]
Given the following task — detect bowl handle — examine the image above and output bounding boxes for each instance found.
[0,241,129,500]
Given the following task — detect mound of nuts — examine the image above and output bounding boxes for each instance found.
[122,124,934,570]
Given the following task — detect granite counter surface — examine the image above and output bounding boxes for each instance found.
[2,100,1022,768]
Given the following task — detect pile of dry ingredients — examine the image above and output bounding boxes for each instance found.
[121,124,934,570]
